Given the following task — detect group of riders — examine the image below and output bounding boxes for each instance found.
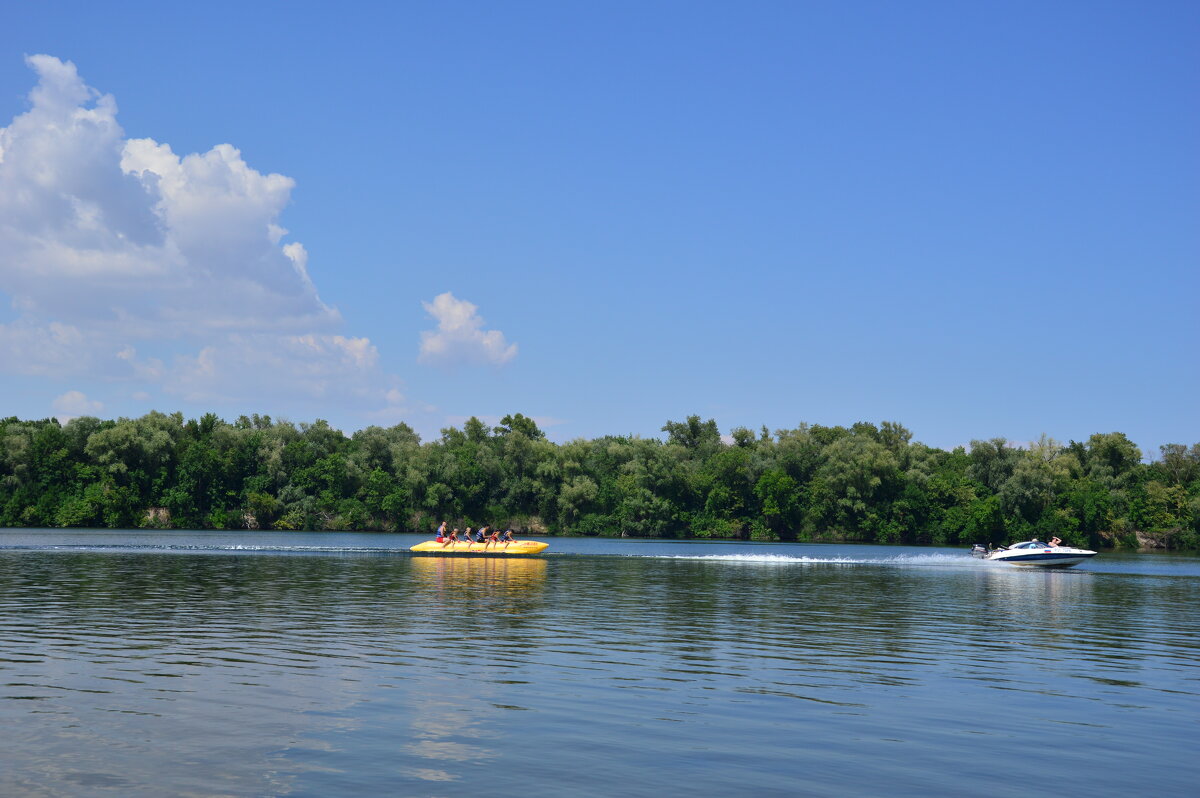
[434,521,517,547]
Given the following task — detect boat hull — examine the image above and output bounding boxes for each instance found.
[990,552,1095,568]
[973,540,1097,568]
[410,540,549,555]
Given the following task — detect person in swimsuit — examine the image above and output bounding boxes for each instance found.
[435,521,447,543]
[500,529,515,542]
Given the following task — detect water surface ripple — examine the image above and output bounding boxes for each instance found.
[1,531,1197,797]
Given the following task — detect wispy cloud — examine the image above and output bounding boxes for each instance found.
[52,389,103,423]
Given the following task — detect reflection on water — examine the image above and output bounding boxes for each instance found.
[400,557,550,783]
[1,547,1198,797]
[409,554,548,595]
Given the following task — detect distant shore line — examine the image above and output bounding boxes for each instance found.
[1,524,1182,553]
[2,412,1197,551]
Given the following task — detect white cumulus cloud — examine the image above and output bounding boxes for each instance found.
[418,292,517,366]
[0,56,339,333]
[0,55,406,420]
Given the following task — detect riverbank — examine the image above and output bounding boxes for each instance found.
[4,414,1197,551]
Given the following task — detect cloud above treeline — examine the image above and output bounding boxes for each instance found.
[0,55,517,425]
[419,292,517,367]
[51,389,103,423]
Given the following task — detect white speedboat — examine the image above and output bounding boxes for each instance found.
[970,540,1097,568]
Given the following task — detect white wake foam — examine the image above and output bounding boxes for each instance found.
[647,552,992,567]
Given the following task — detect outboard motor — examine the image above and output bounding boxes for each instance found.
[970,543,988,558]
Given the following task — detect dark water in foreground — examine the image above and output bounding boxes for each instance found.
[1,531,1197,797]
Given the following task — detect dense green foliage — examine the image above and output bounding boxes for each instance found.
[2,412,1198,549]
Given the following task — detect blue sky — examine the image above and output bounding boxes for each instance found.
[1,0,1196,455]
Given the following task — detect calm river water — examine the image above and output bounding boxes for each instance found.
[1,530,1197,797]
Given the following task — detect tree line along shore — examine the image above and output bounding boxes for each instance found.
[1,412,1197,550]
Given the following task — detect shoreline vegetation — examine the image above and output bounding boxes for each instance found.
[2,412,1197,551]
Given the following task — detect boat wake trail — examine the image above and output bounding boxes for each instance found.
[4,543,995,568]
[644,552,995,568]
[6,543,400,555]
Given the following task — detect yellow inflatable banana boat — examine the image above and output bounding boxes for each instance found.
[409,539,549,555]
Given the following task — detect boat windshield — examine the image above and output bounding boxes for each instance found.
[1013,541,1049,549]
